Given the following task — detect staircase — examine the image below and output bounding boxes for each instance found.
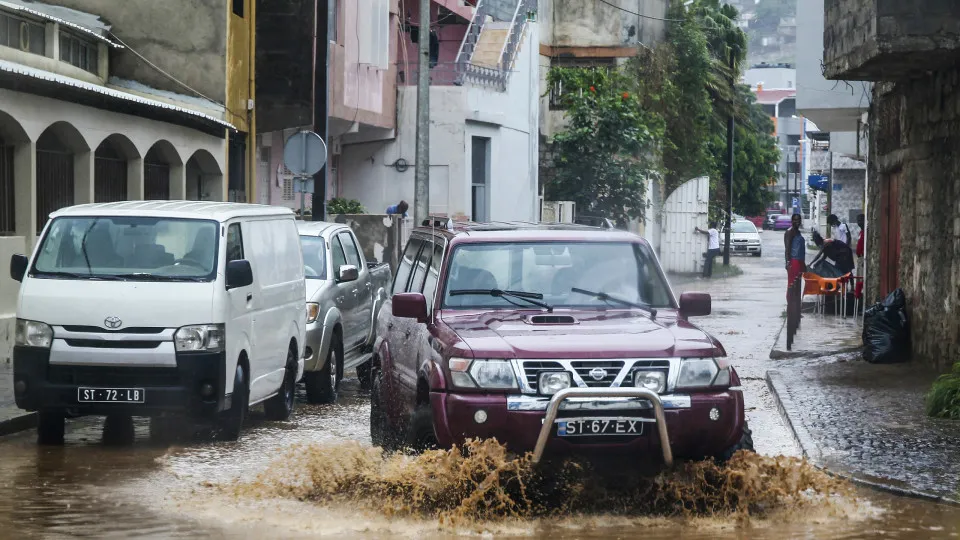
[455,0,536,90]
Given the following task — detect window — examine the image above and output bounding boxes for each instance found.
[357,0,389,68]
[471,137,490,222]
[0,141,13,235]
[338,231,362,267]
[228,131,247,201]
[548,59,614,109]
[409,238,435,293]
[330,0,339,42]
[331,235,348,274]
[282,176,295,200]
[227,223,244,262]
[787,161,801,174]
[422,241,445,311]
[233,0,245,17]
[0,12,45,55]
[392,236,423,295]
[59,32,98,73]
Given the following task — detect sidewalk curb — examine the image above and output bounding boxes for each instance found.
[0,411,36,438]
[766,370,960,507]
[768,319,863,360]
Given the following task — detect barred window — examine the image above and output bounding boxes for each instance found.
[282,177,294,201]
[60,31,99,74]
[0,11,45,55]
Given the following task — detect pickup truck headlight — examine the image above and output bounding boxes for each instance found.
[175,324,225,353]
[676,358,730,389]
[15,319,53,349]
[449,357,519,389]
[306,303,320,323]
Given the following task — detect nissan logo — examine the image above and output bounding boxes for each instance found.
[589,367,607,381]
[104,316,123,330]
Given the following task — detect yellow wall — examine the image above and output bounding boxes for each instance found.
[226,0,256,201]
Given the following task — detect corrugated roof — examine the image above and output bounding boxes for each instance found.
[0,59,236,131]
[0,0,122,48]
[754,89,797,105]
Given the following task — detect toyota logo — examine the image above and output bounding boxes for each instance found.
[104,316,123,330]
[589,367,607,381]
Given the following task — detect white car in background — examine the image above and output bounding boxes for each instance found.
[724,220,762,257]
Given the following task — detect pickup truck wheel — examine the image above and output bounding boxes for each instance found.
[37,410,65,445]
[305,339,339,404]
[220,363,248,441]
[407,404,438,453]
[717,422,754,463]
[264,346,298,420]
[370,367,398,451]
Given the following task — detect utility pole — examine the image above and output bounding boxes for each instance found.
[310,0,333,221]
[723,52,735,266]
[413,0,431,225]
[827,150,834,238]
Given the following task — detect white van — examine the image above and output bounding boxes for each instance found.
[8,201,306,444]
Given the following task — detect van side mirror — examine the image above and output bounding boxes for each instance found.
[226,260,254,289]
[337,264,359,283]
[10,254,27,283]
[392,293,428,323]
[679,292,711,318]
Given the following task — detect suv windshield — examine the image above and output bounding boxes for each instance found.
[731,221,757,233]
[442,241,674,309]
[32,216,220,281]
[300,236,327,279]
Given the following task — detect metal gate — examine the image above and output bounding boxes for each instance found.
[144,162,170,200]
[659,176,710,274]
[0,142,14,235]
[94,156,128,203]
[36,149,74,232]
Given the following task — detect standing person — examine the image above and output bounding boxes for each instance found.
[827,214,851,246]
[695,222,721,278]
[386,200,409,218]
[855,213,865,297]
[785,213,806,350]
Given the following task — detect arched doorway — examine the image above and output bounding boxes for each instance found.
[144,140,181,200]
[36,121,88,231]
[0,110,28,236]
[185,149,224,201]
[94,134,139,203]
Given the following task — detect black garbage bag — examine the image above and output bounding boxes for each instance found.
[862,288,910,364]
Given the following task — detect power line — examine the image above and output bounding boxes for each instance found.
[596,0,685,23]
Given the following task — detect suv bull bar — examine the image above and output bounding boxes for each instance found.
[531,387,674,466]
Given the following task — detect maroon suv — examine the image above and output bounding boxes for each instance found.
[370,222,751,464]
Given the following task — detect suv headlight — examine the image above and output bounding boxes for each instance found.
[449,357,519,389]
[538,371,572,395]
[15,319,53,349]
[676,358,730,389]
[175,324,225,353]
[633,370,666,393]
[306,303,320,323]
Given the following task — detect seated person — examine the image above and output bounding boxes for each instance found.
[809,231,855,278]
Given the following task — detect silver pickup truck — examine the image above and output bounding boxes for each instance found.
[297,222,391,403]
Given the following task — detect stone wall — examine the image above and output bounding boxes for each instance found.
[868,70,960,371]
[831,168,866,227]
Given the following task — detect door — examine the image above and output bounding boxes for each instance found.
[471,137,490,222]
[338,230,371,352]
[880,171,901,298]
[225,222,255,398]
[330,233,360,343]
[388,236,424,413]
[660,176,710,273]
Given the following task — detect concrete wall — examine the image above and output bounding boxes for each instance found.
[540,0,666,48]
[867,72,960,371]
[55,0,228,103]
[338,22,540,222]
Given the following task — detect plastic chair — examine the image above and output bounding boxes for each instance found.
[802,273,826,314]
[818,276,844,316]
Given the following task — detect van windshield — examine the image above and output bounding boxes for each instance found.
[32,216,220,281]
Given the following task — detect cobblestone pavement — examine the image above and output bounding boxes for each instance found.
[769,356,960,501]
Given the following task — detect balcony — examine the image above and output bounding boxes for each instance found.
[824,0,960,81]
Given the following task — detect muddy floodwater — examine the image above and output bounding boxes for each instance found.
[1,248,959,538]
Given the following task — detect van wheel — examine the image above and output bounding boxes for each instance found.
[37,410,65,445]
[220,363,248,441]
[717,423,754,463]
[406,403,438,453]
[305,339,340,404]
[265,347,298,421]
[370,367,398,451]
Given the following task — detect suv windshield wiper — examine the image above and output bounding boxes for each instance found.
[449,289,553,312]
[571,287,657,319]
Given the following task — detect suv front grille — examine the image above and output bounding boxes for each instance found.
[517,359,672,393]
[571,360,624,387]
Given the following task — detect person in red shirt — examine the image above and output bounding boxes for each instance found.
[855,214,865,297]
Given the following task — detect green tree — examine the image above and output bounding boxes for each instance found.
[544,67,663,226]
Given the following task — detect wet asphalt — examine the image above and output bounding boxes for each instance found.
[0,231,959,538]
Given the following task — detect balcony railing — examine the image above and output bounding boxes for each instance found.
[397,62,504,87]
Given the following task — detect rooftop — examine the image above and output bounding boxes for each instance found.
[50,201,295,222]
[0,0,121,48]
[754,89,797,105]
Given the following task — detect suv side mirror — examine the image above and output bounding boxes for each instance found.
[226,260,254,289]
[392,293,428,323]
[10,254,27,283]
[337,264,359,283]
[679,292,711,318]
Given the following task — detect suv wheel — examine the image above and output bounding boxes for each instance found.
[369,367,398,451]
[407,403,438,453]
[717,422,754,462]
[265,346,297,420]
[305,338,340,404]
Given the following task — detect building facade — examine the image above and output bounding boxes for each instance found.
[0,0,254,362]
[823,0,960,369]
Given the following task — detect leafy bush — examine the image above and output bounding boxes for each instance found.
[327,198,366,215]
[926,362,960,419]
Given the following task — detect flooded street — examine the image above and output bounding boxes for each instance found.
[1,233,959,538]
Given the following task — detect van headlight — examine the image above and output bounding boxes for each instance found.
[175,324,225,353]
[15,319,53,349]
[676,358,730,389]
[448,358,519,389]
